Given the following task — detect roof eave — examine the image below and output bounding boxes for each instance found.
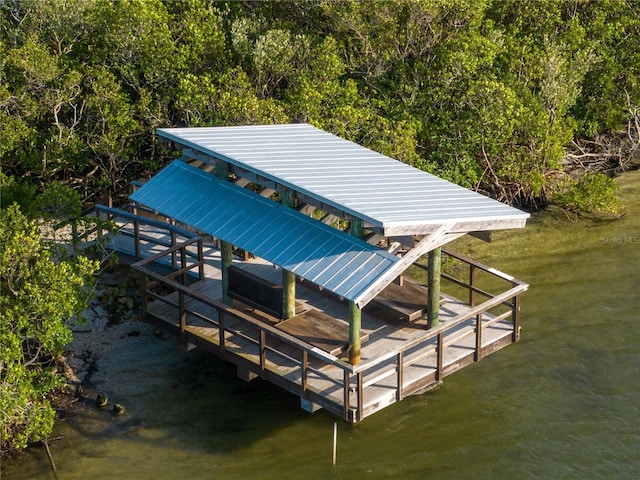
[381,216,529,237]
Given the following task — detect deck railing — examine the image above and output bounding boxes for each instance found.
[132,238,355,419]
[92,205,199,265]
[91,201,528,422]
[345,249,528,420]
[128,227,527,422]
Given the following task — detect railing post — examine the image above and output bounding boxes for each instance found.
[512,290,521,342]
[469,264,476,306]
[221,241,233,306]
[301,350,308,397]
[179,290,186,334]
[259,330,266,376]
[357,372,364,422]
[218,310,226,358]
[180,246,187,286]
[134,219,141,259]
[198,238,204,281]
[343,371,351,421]
[171,231,177,270]
[396,352,404,401]
[475,313,483,361]
[436,332,444,381]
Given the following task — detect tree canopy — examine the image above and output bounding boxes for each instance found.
[1,0,639,454]
[1,0,638,209]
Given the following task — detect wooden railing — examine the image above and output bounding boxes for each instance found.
[129,230,527,423]
[89,197,528,422]
[92,205,199,264]
[346,249,528,421]
[131,239,355,420]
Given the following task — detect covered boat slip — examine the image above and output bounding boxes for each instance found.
[123,123,529,422]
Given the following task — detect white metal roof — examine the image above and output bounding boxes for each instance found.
[130,161,400,307]
[157,124,529,236]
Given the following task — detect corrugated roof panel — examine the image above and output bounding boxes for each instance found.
[130,161,399,304]
[157,124,529,235]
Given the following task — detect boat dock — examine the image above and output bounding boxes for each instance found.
[98,205,527,423]
[95,124,529,423]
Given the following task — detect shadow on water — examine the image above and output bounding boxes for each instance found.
[3,171,639,480]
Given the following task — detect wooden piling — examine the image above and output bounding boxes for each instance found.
[349,300,361,365]
[427,247,441,328]
[348,217,364,365]
[282,269,296,319]
[281,189,297,319]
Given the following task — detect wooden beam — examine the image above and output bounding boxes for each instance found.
[348,301,361,365]
[427,247,441,328]
[353,223,459,308]
[382,217,528,237]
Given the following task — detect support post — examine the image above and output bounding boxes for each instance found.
[215,160,229,181]
[427,247,441,328]
[282,269,296,319]
[349,300,361,365]
[217,159,233,305]
[281,189,296,319]
[348,217,364,365]
[221,241,233,306]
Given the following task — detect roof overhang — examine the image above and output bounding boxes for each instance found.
[130,161,403,308]
[157,124,530,237]
[141,124,530,309]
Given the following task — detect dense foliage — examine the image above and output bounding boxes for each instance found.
[0,191,99,454]
[2,0,638,212]
[1,0,638,454]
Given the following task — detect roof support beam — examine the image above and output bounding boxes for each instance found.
[353,223,464,308]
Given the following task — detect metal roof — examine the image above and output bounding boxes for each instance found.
[130,161,400,306]
[157,124,529,236]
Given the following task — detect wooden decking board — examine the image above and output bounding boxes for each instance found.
[275,309,370,356]
[369,279,428,321]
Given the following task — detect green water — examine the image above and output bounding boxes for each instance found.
[3,172,639,480]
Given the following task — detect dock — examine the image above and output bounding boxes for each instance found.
[94,124,529,423]
[97,206,527,423]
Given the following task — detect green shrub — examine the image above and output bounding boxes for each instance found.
[550,172,620,216]
[0,204,98,454]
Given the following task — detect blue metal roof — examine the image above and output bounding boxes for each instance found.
[157,124,529,236]
[130,161,400,305]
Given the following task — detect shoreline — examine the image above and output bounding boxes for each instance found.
[55,264,157,416]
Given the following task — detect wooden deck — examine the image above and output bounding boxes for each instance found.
[96,207,527,423]
[136,245,524,422]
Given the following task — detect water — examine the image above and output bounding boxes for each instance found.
[3,172,639,480]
